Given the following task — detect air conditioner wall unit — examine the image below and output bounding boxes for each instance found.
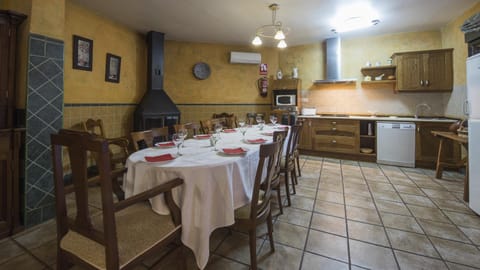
[230,51,261,64]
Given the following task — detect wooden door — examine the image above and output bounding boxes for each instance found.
[425,50,453,91]
[298,119,312,149]
[0,130,12,238]
[0,18,11,129]
[396,53,423,91]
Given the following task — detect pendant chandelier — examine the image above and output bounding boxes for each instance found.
[251,3,289,48]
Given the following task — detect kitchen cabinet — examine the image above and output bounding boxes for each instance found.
[0,10,26,239]
[311,119,359,154]
[415,122,460,168]
[298,118,312,149]
[392,49,453,92]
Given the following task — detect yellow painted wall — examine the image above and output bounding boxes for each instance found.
[64,0,146,104]
[442,2,480,86]
[29,0,64,40]
[164,40,278,104]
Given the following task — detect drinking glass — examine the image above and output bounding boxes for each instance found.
[239,126,247,140]
[270,115,278,126]
[257,119,265,130]
[180,128,188,147]
[238,119,246,127]
[214,123,223,134]
[172,133,183,155]
[211,133,221,151]
[255,115,262,124]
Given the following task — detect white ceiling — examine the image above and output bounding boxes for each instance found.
[71,0,478,47]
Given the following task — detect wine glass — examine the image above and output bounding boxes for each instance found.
[211,133,221,151]
[239,126,247,140]
[238,119,246,128]
[257,119,265,130]
[172,133,183,155]
[270,115,278,126]
[180,128,188,147]
[256,115,262,125]
[214,123,223,134]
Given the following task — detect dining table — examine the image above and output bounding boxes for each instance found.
[123,124,289,269]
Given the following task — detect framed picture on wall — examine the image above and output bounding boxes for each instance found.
[105,53,121,83]
[72,35,93,71]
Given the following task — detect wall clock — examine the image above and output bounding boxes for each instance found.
[193,62,211,80]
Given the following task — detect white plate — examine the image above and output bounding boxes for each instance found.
[218,147,248,155]
[194,134,211,140]
[155,142,175,148]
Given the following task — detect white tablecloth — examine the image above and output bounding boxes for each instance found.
[124,125,286,269]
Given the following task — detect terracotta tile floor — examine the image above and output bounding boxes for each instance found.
[1,155,480,270]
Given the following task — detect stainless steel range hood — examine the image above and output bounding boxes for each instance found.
[314,37,356,84]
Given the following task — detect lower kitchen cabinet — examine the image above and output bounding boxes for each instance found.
[298,118,312,149]
[415,122,461,168]
[311,119,359,154]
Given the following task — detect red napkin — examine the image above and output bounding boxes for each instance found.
[247,138,266,144]
[156,141,175,147]
[223,129,237,133]
[222,148,246,154]
[195,134,211,139]
[145,154,175,162]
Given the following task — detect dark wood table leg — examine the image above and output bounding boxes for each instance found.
[435,138,445,179]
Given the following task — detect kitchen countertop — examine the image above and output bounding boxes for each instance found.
[298,114,459,123]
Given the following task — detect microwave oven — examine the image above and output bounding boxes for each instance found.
[275,94,297,106]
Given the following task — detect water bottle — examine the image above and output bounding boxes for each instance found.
[368,123,373,136]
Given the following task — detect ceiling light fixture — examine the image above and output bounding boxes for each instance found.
[330,3,380,33]
[251,3,289,48]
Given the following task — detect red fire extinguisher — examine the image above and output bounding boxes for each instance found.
[257,77,268,97]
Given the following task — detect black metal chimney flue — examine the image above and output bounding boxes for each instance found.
[134,31,180,132]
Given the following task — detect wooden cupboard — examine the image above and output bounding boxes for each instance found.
[0,10,26,239]
[298,118,312,149]
[392,49,453,92]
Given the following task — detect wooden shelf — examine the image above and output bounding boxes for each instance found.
[361,80,396,85]
[361,65,396,78]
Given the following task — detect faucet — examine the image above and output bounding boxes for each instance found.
[414,103,431,118]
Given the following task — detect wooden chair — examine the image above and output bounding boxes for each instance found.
[130,130,154,151]
[269,109,290,125]
[269,130,288,215]
[174,122,202,138]
[200,118,226,134]
[232,140,281,270]
[280,125,302,206]
[213,113,237,128]
[51,129,184,270]
[82,119,129,168]
[82,119,128,200]
[294,119,305,177]
[151,127,169,143]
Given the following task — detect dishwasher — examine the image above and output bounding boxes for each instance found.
[376,122,416,167]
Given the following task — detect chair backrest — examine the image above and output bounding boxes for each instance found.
[131,130,154,151]
[249,140,282,220]
[174,122,202,137]
[51,129,119,265]
[272,130,288,178]
[213,113,237,128]
[151,127,169,144]
[269,109,290,125]
[200,118,225,134]
[83,118,106,137]
[285,125,302,160]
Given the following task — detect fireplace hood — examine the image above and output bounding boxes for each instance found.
[134,31,180,131]
[314,37,356,84]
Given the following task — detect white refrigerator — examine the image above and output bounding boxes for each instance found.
[467,54,480,214]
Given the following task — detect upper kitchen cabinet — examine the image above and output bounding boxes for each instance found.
[392,49,453,92]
